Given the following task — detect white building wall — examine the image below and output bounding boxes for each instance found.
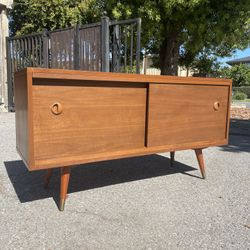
[0,0,12,110]
[141,55,194,77]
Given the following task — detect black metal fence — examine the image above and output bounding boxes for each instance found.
[6,16,141,110]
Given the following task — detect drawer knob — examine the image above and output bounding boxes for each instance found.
[213,101,220,111]
[51,102,63,115]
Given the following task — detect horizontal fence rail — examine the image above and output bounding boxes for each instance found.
[6,17,141,110]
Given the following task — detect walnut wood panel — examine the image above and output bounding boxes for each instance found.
[32,80,147,169]
[34,138,227,170]
[14,68,232,171]
[147,84,230,147]
[14,72,29,165]
[14,68,232,210]
[18,67,231,86]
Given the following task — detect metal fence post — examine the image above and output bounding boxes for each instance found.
[42,29,49,68]
[6,37,14,111]
[136,18,141,74]
[111,25,120,72]
[74,24,80,70]
[101,16,110,72]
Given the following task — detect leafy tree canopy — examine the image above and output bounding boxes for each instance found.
[105,0,250,74]
[9,0,250,75]
[220,64,250,87]
[10,0,103,36]
[181,50,221,77]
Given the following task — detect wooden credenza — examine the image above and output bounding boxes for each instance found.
[14,68,232,210]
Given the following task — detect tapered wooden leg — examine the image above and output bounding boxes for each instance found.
[170,151,175,166]
[194,149,206,179]
[44,169,53,188]
[59,166,71,211]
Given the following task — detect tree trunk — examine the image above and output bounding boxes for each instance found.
[159,31,180,76]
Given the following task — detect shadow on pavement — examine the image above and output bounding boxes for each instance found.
[220,119,250,153]
[4,154,197,206]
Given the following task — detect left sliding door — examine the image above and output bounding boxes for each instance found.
[32,79,147,169]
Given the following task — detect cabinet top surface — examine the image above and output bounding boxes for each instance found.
[16,67,231,86]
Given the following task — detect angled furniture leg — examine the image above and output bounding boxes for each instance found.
[44,169,53,188]
[194,149,206,179]
[170,151,175,167]
[59,166,71,211]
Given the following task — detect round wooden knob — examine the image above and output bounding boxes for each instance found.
[213,101,220,111]
[51,102,63,115]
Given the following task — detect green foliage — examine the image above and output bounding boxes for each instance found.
[233,87,250,98]
[220,64,250,87]
[105,0,250,65]
[10,0,102,35]
[233,91,247,100]
[9,0,250,75]
[180,49,221,77]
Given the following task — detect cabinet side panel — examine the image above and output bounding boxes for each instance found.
[225,82,232,141]
[14,72,29,165]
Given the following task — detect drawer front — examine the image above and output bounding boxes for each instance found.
[32,80,147,166]
[147,83,230,147]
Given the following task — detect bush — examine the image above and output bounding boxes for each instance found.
[220,64,250,87]
[233,86,250,98]
[233,91,247,100]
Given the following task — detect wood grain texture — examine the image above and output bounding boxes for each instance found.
[14,68,232,171]
[17,67,231,86]
[14,68,232,211]
[195,149,206,179]
[147,84,230,147]
[27,68,35,168]
[33,138,227,170]
[60,167,71,199]
[59,166,71,211]
[32,80,147,169]
[226,83,232,139]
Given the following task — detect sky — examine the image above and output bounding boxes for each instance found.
[218,47,250,65]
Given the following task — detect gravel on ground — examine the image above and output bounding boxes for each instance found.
[0,113,249,250]
[231,107,250,120]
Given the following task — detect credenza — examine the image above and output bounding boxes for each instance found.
[14,68,232,210]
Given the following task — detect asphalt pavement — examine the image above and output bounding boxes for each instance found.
[0,113,249,249]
